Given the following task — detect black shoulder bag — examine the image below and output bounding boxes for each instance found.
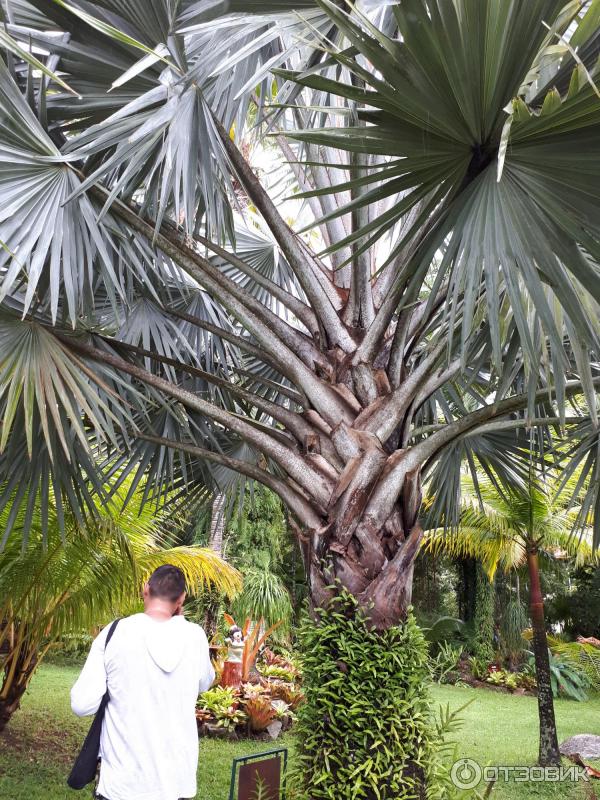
[67,618,121,790]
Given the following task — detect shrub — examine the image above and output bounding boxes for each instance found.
[546,653,589,702]
[467,656,489,681]
[292,592,449,800]
[241,682,269,700]
[471,566,495,662]
[548,638,600,693]
[262,647,298,672]
[485,668,536,692]
[500,598,528,668]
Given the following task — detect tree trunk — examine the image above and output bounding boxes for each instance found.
[203,493,227,637]
[208,493,226,557]
[526,544,561,767]
[0,644,38,734]
[472,564,495,662]
[293,467,438,798]
[458,557,477,623]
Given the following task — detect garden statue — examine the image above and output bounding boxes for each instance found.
[226,625,245,662]
[221,625,246,688]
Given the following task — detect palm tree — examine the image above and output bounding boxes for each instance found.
[1,1,600,792]
[0,487,240,732]
[426,471,595,765]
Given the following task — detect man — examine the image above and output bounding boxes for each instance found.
[71,565,215,800]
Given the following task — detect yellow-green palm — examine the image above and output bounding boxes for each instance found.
[424,473,595,577]
[0,484,241,730]
[425,470,596,766]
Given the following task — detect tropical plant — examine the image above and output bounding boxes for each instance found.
[2,0,600,791]
[258,664,298,683]
[232,556,293,634]
[544,651,589,702]
[293,591,443,800]
[548,564,600,639]
[270,682,304,711]
[422,615,466,647]
[426,470,596,765]
[525,631,600,694]
[197,685,247,731]
[223,613,282,681]
[467,657,490,682]
[429,642,462,685]
[486,669,518,690]
[271,699,291,720]
[471,565,496,662]
[197,676,298,736]
[243,696,276,732]
[484,668,535,692]
[262,647,298,670]
[500,596,529,670]
[0,487,240,732]
[241,682,269,700]
[197,685,239,717]
[227,485,297,635]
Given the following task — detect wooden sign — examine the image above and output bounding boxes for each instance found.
[238,757,281,800]
[229,748,287,800]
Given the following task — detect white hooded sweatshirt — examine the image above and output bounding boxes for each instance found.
[71,613,214,800]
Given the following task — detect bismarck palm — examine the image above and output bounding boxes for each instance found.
[1,0,600,792]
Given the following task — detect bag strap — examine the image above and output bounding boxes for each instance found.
[98,620,121,709]
[104,618,121,649]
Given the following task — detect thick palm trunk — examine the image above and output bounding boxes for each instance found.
[294,464,431,798]
[526,544,561,766]
[300,452,424,630]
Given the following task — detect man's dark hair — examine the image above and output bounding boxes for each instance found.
[147,565,186,602]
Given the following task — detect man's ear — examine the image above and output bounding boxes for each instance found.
[142,581,150,600]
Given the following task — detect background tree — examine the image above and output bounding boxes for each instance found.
[548,563,600,639]
[228,485,295,633]
[1,0,600,793]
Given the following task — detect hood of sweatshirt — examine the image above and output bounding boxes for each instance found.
[144,615,189,673]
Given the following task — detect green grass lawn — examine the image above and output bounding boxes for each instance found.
[1,664,599,799]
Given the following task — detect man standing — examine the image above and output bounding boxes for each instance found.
[71,565,215,800]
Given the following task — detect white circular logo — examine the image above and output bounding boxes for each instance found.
[451,758,482,790]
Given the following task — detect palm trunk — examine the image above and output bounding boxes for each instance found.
[0,640,38,734]
[203,493,227,637]
[526,544,561,766]
[295,474,434,799]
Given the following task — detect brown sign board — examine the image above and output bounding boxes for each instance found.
[238,755,281,800]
